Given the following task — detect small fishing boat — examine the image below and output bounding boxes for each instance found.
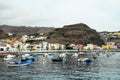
[5,60,30,67]
[78,58,92,64]
[21,53,37,62]
[78,58,89,62]
[3,54,15,61]
[52,57,63,62]
[5,53,37,67]
[59,53,66,58]
[22,53,30,58]
[72,53,79,58]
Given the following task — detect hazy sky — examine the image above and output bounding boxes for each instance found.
[0,0,120,31]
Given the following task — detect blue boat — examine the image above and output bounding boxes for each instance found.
[21,54,37,62]
[5,60,30,67]
[5,53,37,67]
[31,53,37,61]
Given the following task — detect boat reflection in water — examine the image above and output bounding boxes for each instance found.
[0,52,120,80]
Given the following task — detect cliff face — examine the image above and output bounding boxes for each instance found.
[47,23,104,46]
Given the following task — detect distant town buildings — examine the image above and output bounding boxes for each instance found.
[0,31,119,52]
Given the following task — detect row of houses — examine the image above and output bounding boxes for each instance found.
[0,41,118,52]
[0,32,119,52]
[100,32,120,39]
[0,40,66,52]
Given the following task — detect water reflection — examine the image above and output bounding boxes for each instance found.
[0,52,120,80]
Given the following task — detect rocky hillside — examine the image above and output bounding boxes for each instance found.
[46,23,104,46]
[0,28,7,39]
[0,25,55,37]
[0,23,105,46]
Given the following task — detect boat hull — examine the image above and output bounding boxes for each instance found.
[6,62,30,67]
[52,58,63,62]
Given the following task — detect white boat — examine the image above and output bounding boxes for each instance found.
[22,53,30,58]
[72,53,79,58]
[59,53,66,58]
[3,54,15,61]
[77,58,89,62]
[78,58,92,64]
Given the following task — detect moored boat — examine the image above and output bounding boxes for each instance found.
[4,53,37,66]
[3,54,15,61]
[5,60,30,67]
[77,58,92,64]
[77,58,89,62]
[21,53,37,62]
[52,57,63,62]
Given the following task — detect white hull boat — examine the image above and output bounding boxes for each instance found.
[77,58,89,62]
[3,54,15,61]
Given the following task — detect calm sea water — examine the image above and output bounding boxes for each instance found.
[0,52,120,80]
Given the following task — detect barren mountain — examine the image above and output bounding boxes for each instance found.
[46,23,104,45]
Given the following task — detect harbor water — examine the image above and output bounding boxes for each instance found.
[0,52,120,80]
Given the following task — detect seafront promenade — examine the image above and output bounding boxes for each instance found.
[0,49,120,55]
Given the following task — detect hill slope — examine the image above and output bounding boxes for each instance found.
[0,29,7,39]
[0,25,55,36]
[46,23,104,45]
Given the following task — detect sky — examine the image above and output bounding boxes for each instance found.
[0,0,120,31]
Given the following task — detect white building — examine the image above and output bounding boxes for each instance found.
[48,43,65,50]
[0,43,12,51]
[42,41,48,50]
[35,36,47,40]
[7,33,13,36]
[84,44,96,50]
[21,35,28,43]
[0,46,7,51]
